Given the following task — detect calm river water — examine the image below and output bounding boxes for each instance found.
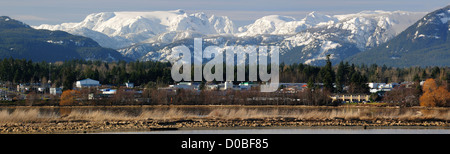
[100,127,450,134]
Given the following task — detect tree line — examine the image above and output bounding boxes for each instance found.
[280,56,449,93]
[0,57,448,92]
[0,57,448,107]
[0,58,172,90]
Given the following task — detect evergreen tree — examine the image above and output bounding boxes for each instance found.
[319,55,335,92]
[62,67,76,90]
[431,66,440,78]
[348,71,369,94]
[93,69,100,81]
[307,76,316,90]
[413,74,420,82]
[335,61,347,93]
[421,70,428,80]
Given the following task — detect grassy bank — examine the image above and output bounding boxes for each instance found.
[1,106,450,122]
[0,105,449,133]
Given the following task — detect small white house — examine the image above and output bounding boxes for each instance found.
[76,78,100,88]
[169,82,201,90]
[368,83,384,89]
[368,82,398,93]
[224,81,233,90]
[100,88,116,95]
[125,82,134,88]
[50,88,62,95]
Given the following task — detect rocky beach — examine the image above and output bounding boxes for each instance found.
[0,106,449,133]
[1,117,449,134]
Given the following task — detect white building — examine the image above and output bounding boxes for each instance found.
[224,81,233,90]
[368,82,398,93]
[368,83,384,89]
[238,82,259,90]
[50,88,62,95]
[75,78,100,88]
[125,82,134,88]
[165,82,201,90]
[100,88,116,95]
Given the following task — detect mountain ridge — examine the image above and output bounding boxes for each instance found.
[0,16,130,62]
[35,10,236,49]
[30,9,440,66]
[346,5,450,67]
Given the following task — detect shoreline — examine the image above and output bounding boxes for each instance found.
[1,117,449,134]
[1,104,449,111]
[93,126,450,134]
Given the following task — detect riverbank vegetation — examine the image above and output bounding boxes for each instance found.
[2,106,450,122]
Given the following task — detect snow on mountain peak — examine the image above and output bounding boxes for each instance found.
[303,11,337,25]
[263,15,297,22]
[329,10,426,49]
[34,10,425,49]
[237,15,306,36]
[236,12,341,36]
[33,9,428,65]
[34,10,235,49]
[175,9,185,14]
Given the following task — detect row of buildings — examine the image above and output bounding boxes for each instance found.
[159,81,261,91]
[159,81,416,103]
[12,78,410,96]
[368,82,399,93]
[15,78,135,96]
[4,77,421,103]
[162,81,405,93]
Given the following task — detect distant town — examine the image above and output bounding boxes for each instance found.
[0,58,448,107]
[0,76,444,107]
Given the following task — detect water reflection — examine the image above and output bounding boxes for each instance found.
[99,128,450,134]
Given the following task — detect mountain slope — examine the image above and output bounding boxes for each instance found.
[34,10,426,66]
[127,11,424,65]
[279,10,425,65]
[34,10,236,49]
[236,12,337,36]
[346,5,450,67]
[118,11,425,65]
[0,16,130,62]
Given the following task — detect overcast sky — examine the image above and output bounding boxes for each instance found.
[0,0,448,26]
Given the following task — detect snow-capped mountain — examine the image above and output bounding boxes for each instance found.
[279,10,425,65]
[347,5,450,67]
[237,12,337,36]
[139,10,424,65]
[34,10,236,49]
[35,10,426,66]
